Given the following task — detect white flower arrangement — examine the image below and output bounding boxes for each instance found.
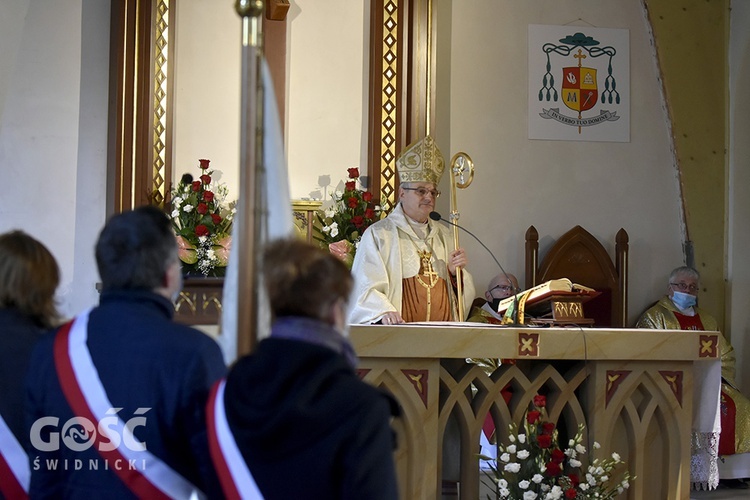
[480,395,633,499]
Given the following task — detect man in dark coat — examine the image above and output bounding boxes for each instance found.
[25,206,226,499]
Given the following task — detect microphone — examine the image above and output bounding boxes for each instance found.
[429,211,523,326]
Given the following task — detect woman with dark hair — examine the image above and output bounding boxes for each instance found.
[208,238,399,499]
[0,230,61,498]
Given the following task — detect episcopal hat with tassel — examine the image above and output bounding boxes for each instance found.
[395,135,445,185]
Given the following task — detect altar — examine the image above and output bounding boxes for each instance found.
[349,324,721,500]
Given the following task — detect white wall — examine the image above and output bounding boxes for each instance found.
[285,0,368,201]
[173,0,241,201]
[0,0,109,318]
[441,1,684,325]
[728,0,750,391]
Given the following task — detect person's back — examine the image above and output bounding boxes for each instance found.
[25,206,227,499]
[0,230,61,498]
[212,238,399,499]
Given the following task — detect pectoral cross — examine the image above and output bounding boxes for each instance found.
[418,250,439,288]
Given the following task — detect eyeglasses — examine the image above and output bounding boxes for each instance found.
[402,187,441,198]
[670,282,699,292]
[490,284,515,294]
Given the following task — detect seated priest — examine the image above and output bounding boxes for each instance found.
[348,135,475,324]
[636,266,750,489]
[467,272,519,324]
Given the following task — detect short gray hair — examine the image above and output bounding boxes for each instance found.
[669,266,700,283]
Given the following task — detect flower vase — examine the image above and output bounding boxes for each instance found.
[328,240,354,269]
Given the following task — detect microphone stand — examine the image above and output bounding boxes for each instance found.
[429,211,524,327]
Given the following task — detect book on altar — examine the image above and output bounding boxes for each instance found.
[495,278,597,314]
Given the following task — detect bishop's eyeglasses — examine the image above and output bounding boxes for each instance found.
[670,282,699,292]
[402,187,441,198]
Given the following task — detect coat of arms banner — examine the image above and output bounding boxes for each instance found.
[528,24,630,143]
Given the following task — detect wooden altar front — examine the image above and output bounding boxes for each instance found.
[349,324,720,500]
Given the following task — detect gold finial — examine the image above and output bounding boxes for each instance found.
[235,0,264,18]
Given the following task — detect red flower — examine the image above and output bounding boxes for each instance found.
[347,197,359,208]
[568,473,580,486]
[527,411,541,424]
[345,181,356,191]
[192,181,202,192]
[347,167,359,179]
[195,225,210,237]
[542,422,556,435]
[565,487,577,499]
[199,159,211,169]
[362,191,373,202]
[352,215,364,228]
[534,395,547,408]
[551,448,565,464]
[200,174,211,184]
[537,434,552,448]
[364,208,375,219]
[203,191,215,202]
[545,461,561,476]
[197,203,208,215]
[211,213,222,224]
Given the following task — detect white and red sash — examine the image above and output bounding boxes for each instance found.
[0,413,29,499]
[207,379,263,500]
[53,309,203,499]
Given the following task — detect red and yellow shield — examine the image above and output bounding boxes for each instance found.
[562,67,598,112]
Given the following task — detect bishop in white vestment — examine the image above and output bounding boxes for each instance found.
[348,136,475,325]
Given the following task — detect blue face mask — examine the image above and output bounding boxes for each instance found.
[672,291,697,310]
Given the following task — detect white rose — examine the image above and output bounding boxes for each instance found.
[611,452,621,462]
[325,209,335,218]
[519,480,530,489]
[518,434,527,444]
[601,475,608,482]
[500,453,511,463]
[569,459,582,468]
[517,449,530,460]
[503,462,521,473]
[579,483,590,491]
[497,479,508,489]
[576,444,586,454]
[499,488,510,498]
[183,204,194,213]
[171,209,180,218]
[523,491,538,500]
[593,442,601,449]
[507,444,517,454]
[508,434,516,443]
[532,474,544,484]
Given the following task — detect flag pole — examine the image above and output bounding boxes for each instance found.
[235,0,265,356]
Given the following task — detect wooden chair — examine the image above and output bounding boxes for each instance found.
[524,225,629,327]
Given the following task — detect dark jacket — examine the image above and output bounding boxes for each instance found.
[0,308,46,445]
[25,290,227,499]
[224,317,399,500]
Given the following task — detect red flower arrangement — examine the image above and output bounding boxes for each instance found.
[480,395,632,499]
[315,167,382,268]
[169,159,235,276]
